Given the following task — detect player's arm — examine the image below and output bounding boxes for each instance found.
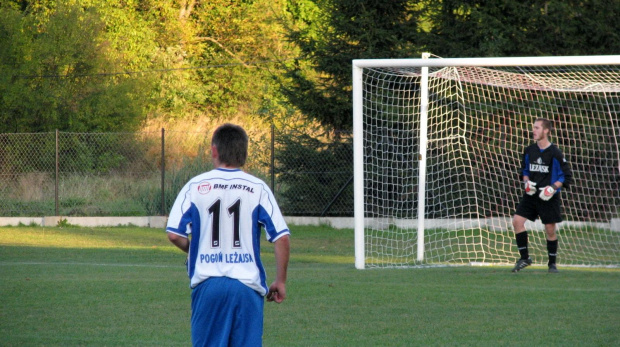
[540,149,573,200]
[519,150,538,195]
[518,149,530,182]
[166,181,194,254]
[267,235,290,303]
[168,232,189,253]
[556,149,573,188]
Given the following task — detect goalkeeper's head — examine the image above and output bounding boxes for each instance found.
[534,117,552,141]
[211,123,249,168]
[535,118,552,133]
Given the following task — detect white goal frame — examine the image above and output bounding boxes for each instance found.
[352,54,620,270]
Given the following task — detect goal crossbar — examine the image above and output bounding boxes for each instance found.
[353,55,620,68]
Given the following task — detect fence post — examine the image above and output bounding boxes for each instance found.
[161,128,165,216]
[55,129,59,216]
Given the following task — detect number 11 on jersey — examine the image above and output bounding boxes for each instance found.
[208,199,242,249]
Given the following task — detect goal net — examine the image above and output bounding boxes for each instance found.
[352,54,620,269]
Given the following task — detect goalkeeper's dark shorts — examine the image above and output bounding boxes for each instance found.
[515,193,563,225]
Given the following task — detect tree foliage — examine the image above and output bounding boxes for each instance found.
[281,0,620,130]
[1,0,618,133]
[282,0,422,130]
[424,0,620,57]
[0,2,153,132]
[0,0,296,133]
[276,130,353,216]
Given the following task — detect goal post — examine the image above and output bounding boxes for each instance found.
[353,54,620,269]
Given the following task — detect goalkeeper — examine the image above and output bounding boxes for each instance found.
[512,118,573,273]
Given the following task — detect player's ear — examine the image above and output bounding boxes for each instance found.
[211,145,220,166]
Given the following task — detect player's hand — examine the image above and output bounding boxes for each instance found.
[539,186,555,201]
[524,180,537,196]
[267,281,286,303]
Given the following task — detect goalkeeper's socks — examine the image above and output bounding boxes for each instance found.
[547,239,558,265]
[516,231,529,259]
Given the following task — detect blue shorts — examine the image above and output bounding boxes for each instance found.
[191,277,264,347]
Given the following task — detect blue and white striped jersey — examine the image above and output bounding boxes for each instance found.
[166,168,290,295]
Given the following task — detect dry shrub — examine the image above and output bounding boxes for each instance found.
[17,172,51,201]
[142,115,273,173]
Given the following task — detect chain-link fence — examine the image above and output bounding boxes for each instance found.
[0,127,353,217]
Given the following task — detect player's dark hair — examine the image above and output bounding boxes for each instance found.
[535,118,553,133]
[211,123,248,167]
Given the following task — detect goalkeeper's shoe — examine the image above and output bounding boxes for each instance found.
[511,258,532,272]
[548,263,559,273]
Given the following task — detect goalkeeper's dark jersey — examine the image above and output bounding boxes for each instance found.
[519,143,573,191]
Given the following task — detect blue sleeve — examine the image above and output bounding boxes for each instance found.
[551,146,572,189]
[257,205,290,243]
[519,153,530,179]
[166,203,197,237]
[551,157,565,186]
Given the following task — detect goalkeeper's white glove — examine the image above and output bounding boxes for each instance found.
[524,180,537,196]
[539,185,556,201]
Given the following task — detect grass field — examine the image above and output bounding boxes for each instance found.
[1,225,618,346]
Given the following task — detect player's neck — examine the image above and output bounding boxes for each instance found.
[536,138,551,149]
[213,157,239,170]
[216,162,239,170]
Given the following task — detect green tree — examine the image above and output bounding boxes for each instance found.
[282,0,423,131]
[422,0,620,57]
[1,1,300,132]
[276,130,353,216]
[171,0,296,118]
[282,0,620,130]
[0,3,152,132]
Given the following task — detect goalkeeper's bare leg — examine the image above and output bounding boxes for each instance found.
[545,223,559,273]
[511,215,532,272]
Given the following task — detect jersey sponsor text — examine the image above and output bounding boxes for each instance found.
[213,183,255,193]
[529,164,549,173]
[200,252,254,264]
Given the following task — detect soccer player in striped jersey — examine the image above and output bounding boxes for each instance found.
[166,124,290,346]
[512,118,572,273]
